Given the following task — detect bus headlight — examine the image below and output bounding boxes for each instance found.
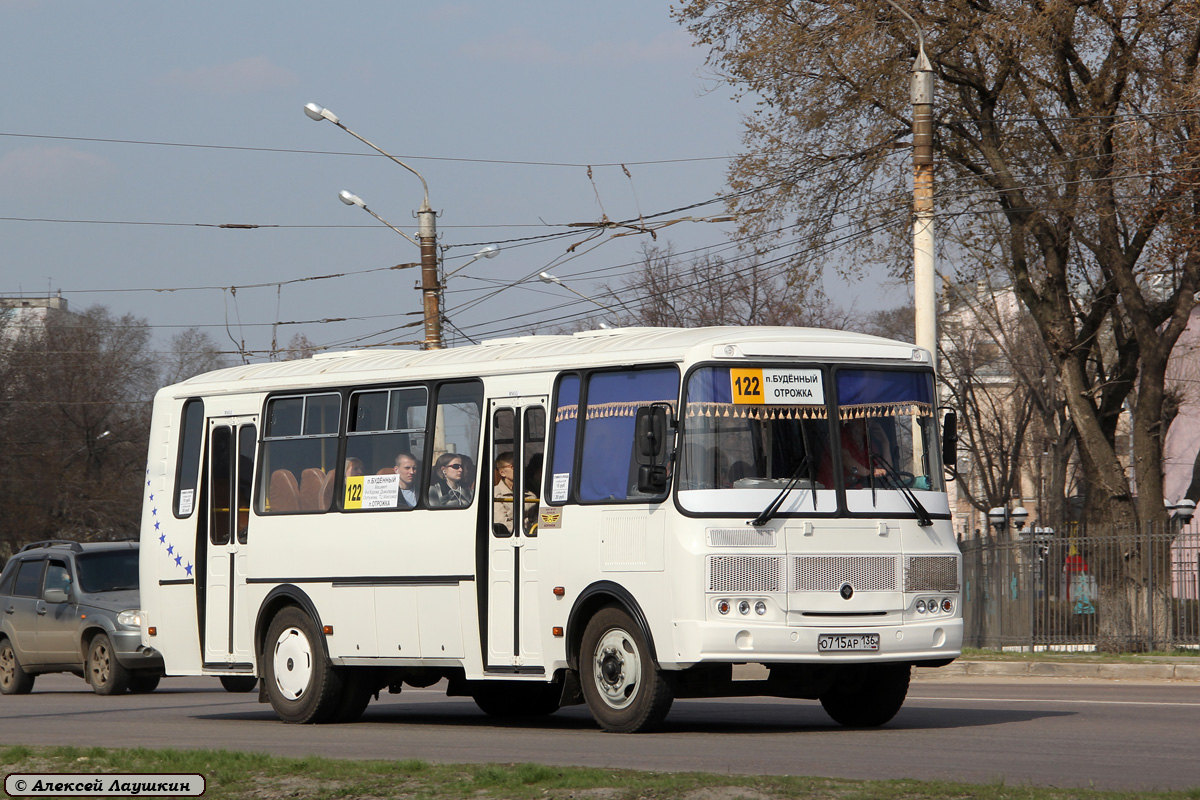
[941,598,954,613]
[915,599,926,614]
[738,600,751,615]
[754,601,767,615]
[717,600,731,615]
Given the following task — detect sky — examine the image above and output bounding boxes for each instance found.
[1,1,901,361]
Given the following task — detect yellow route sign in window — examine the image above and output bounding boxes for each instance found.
[731,368,825,405]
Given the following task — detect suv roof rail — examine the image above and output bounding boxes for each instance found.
[18,540,83,553]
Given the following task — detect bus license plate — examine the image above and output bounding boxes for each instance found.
[818,633,880,652]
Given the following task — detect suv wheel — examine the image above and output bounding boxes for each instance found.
[0,639,35,695]
[87,633,131,695]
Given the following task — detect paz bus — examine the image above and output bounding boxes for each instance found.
[138,326,961,732]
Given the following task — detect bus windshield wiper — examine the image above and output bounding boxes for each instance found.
[870,455,933,527]
[750,454,813,527]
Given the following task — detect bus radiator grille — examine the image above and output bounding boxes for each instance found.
[904,556,960,591]
[790,556,896,592]
[708,555,784,593]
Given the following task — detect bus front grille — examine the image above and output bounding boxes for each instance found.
[708,555,784,593]
[791,555,897,592]
[904,556,960,591]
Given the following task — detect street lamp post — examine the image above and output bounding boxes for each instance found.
[882,0,936,368]
[304,102,444,350]
[538,272,620,325]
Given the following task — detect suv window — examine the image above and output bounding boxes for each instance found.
[13,560,43,597]
[75,550,139,593]
[44,561,72,594]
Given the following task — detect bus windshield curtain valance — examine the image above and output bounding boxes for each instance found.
[555,400,677,423]
[835,369,934,419]
[684,402,828,420]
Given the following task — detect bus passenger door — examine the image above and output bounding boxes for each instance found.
[203,417,257,669]
[485,399,547,670]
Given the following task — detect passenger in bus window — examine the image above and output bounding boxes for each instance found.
[430,453,472,507]
[345,457,365,478]
[393,452,419,507]
[493,452,515,532]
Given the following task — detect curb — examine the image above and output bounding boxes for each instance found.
[916,660,1200,681]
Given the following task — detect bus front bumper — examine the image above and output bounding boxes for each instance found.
[664,618,962,669]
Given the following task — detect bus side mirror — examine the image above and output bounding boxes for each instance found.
[634,405,668,466]
[941,409,958,473]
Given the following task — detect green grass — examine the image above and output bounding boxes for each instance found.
[2,746,1197,800]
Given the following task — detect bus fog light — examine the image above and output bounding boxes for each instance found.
[915,599,926,614]
[738,600,751,615]
[941,598,954,613]
[717,600,731,615]
[754,601,767,615]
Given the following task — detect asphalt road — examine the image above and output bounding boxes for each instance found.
[2,672,1198,792]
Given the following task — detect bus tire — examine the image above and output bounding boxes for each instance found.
[0,638,35,695]
[579,607,673,733]
[263,607,344,724]
[819,663,910,727]
[87,633,131,695]
[472,682,560,718]
[220,675,258,693]
[329,667,378,723]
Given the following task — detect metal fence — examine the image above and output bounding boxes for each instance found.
[959,522,1200,652]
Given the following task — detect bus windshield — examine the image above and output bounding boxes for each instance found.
[678,365,941,515]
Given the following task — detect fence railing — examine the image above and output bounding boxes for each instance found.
[959,522,1200,652]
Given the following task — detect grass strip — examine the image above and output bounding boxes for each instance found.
[2,746,1197,800]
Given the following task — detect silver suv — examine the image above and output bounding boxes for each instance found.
[0,540,163,695]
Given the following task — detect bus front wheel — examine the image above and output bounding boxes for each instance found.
[819,663,910,727]
[263,607,344,724]
[579,607,673,733]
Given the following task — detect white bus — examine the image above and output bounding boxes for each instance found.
[138,326,961,732]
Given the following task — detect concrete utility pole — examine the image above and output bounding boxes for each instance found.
[884,1,937,369]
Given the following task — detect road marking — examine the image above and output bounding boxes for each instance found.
[910,695,1200,707]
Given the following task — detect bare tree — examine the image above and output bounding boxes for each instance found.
[0,306,155,554]
[161,327,233,385]
[281,333,319,361]
[607,243,852,329]
[675,0,1200,650]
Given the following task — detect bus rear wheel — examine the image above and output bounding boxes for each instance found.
[263,607,344,724]
[819,663,910,727]
[579,607,673,733]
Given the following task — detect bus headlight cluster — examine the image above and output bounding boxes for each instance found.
[716,599,770,616]
[914,597,954,615]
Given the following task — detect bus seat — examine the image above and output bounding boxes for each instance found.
[299,468,326,511]
[320,470,337,510]
[268,469,300,513]
[376,467,394,475]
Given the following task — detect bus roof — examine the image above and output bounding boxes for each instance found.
[164,326,928,397]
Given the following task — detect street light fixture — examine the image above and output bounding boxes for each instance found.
[538,272,621,325]
[305,102,442,349]
[987,505,1028,535]
[337,190,419,247]
[443,244,500,280]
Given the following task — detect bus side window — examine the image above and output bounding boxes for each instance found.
[578,367,678,503]
[174,399,204,518]
[547,374,580,504]
[258,393,341,515]
[425,382,483,509]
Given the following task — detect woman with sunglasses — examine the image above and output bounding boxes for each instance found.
[430,452,473,507]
